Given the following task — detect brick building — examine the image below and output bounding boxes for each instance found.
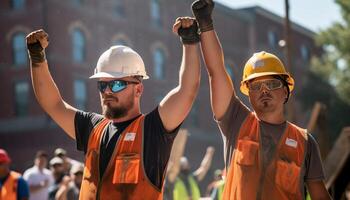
[0,0,317,190]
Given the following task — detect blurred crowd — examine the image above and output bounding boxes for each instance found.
[0,148,83,200]
[0,146,230,200]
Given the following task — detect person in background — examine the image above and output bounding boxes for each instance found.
[55,163,84,200]
[23,150,54,200]
[171,146,215,200]
[206,169,225,200]
[53,148,82,175]
[0,149,30,200]
[48,157,69,200]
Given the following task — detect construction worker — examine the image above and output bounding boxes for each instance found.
[206,169,225,200]
[26,16,201,199]
[0,149,30,200]
[172,146,215,200]
[191,0,331,199]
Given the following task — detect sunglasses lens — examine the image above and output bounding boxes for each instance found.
[266,80,282,90]
[97,81,108,92]
[110,80,127,93]
[249,79,282,91]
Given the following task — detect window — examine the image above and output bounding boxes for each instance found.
[72,0,83,6]
[300,44,310,61]
[12,0,25,10]
[267,30,278,48]
[113,39,128,46]
[72,29,86,63]
[225,64,233,79]
[12,32,27,66]
[74,79,87,110]
[114,0,125,17]
[15,81,29,116]
[150,0,161,27]
[153,48,165,80]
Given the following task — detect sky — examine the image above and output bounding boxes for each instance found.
[216,0,342,32]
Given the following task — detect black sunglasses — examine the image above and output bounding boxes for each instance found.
[97,80,139,93]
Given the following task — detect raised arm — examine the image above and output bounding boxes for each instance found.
[193,146,215,181]
[192,0,235,120]
[27,29,77,139]
[158,17,201,132]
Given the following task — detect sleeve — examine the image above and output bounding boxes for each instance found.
[216,94,250,167]
[17,177,30,199]
[143,107,180,190]
[304,134,325,181]
[74,110,104,153]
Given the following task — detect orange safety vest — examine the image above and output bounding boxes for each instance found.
[223,113,307,200]
[80,115,163,200]
[0,171,20,200]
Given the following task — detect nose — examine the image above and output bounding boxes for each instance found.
[103,85,113,95]
[260,83,269,93]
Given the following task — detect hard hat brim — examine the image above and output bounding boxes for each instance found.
[89,72,149,80]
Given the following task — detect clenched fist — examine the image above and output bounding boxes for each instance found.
[191,0,215,32]
[173,17,200,44]
[26,29,49,64]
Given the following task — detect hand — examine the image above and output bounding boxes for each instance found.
[191,0,215,32]
[26,29,49,64]
[206,146,215,155]
[173,17,200,44]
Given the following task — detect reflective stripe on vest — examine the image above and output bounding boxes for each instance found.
[0,171,20,200]
[223,113,307,200]
[80,115,163,200]
[173,176,201,200]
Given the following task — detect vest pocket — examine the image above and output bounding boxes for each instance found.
[113,153,140,184]
[236,140,259,166]
[275,160,300,194]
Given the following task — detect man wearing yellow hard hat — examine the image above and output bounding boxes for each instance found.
[191,0,331,199]
[26,16,201,199]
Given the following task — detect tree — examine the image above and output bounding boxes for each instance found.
[311,0,350,104]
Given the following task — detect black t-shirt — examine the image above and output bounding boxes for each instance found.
[74,107,179,190]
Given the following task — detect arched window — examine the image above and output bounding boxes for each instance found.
[15,81,29,116]
[153,48,165,80]
[114,0,125,17]
[12,32,27,66]
[12,0,25,10]
[74,79,87,110]
[72,29,86,63]
[150,0,161,27]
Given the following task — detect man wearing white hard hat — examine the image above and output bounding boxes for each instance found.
[191,0,330,199]
[27,16,201,199]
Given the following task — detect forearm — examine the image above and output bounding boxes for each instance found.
[178,44,201,96]
[200,30,226,76]
[30,61,66,113]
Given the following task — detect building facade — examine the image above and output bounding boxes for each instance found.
[0,0,318,190]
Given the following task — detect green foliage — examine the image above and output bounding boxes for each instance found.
[311,0,350,104]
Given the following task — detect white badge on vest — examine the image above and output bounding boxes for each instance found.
[285,138,298,148]
[124,132,136,141]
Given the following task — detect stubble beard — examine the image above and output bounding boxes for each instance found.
[102,95,134,119]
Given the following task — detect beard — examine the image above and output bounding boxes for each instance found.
[102,94,134,119]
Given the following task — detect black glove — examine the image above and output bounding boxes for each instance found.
[178,21,200,44]
[191,0,215,32]
[27,41,46,64]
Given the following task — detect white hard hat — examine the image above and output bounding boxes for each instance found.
[90,45,149,79]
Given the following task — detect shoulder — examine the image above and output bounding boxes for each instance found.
[75,110,104,126]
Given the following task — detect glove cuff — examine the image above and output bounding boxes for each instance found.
[27,42,46,64]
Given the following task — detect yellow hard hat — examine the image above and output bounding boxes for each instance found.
[240,51,294,95]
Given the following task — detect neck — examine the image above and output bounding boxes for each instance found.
[255,110,286,124]
[112,107,141,123]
